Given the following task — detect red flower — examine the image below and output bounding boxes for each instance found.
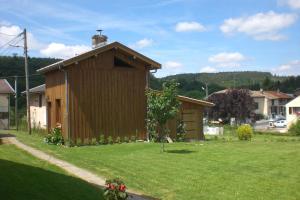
[110,184,115,190]
[119,184,126,192]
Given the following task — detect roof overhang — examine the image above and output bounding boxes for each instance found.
[178,95,215,107]
[37,42,161,74]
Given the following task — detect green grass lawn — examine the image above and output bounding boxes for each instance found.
[2,129,300,200]
[0,143,103,200]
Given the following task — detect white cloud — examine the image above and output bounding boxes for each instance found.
[175,21,206,32]
[200,66,217,73]
[220,11,297,41]
[0,24,45,50]
[164,61,183,69]
[130,38,153,49]
[209,52,246,67]
[279,0,300,9]
[40,43,90,59]
[272,60,300,75]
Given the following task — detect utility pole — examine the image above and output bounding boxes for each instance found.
[205,83,208,98]
[23,29,31,134]
[14,76,18,131]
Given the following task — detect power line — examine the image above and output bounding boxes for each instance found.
[0,74,42,79]
[0,33,22,49]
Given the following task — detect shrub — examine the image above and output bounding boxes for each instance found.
[124,136,129,143]
[289,120,300,136]
[130,135,136,142]
[84,138,90,145]
[176,120,186,142]
[99,134,106,145]
[44,127,64,145]
[76,138,82,146]
[104,178,128,200]
[107,136,114,144]
[91,137,98,145]
[237,124,253,141]
[115,136,121,144]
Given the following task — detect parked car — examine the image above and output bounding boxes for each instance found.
[274,120,287,128]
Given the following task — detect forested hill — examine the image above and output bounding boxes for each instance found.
[0,55,61,94]
[160,71,286,88]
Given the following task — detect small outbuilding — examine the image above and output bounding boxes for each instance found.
[0,79,15,129]
[22,84,46,129]
[37,40,161,142]
[167,96,214,140]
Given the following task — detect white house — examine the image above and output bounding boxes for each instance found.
[22,84,46,129]
[285,96,300,128]
[0,79,15,129]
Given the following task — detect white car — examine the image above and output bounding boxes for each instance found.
[274,120,287,128]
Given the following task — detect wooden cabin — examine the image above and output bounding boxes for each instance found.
[168,96,214,140]
[37,41,161,142]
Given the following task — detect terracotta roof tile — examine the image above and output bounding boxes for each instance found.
[0,79,15,94]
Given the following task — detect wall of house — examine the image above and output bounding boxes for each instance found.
[0,94,9,129]
[30,93,46,129]
[286,96,300,128]
[253,97,267,117]
[45,70,66,137]
[66,49,148,142]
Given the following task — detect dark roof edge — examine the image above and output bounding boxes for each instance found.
[37,41,161,74]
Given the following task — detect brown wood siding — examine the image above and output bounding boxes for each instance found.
[45,70,67,138]
[67,50,147,142]
[167,101,204,140]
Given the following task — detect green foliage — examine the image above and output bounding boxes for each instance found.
[123,136,129,143]
[99,134,106,145]
[115,137,121,144]
[91,138,98,145]
[289,120,300,136]
[130,135,136,142]
[237,124,253,141]
[107,136,114,145]
[84,138,90,145]
[76,138,82,146]
[176,120,186,142]
[44,127,64,145]
[104,178,128,200]
[146,80,181,151]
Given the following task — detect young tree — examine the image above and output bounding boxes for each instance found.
[207,89,255,123]
[146,80,180,152]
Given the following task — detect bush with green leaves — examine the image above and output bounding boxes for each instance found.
[99,134,106,145]
[123,136,129,143]
[76,138,82,146]
[44,127,64,145]
[104,178,128,200]
[176,120,186,142]
[115,136,121,144]
[107,136,114,144]
[289,120,300,136]
[91,137,98,145]
[237,124,253,141]
[130,135,136,142]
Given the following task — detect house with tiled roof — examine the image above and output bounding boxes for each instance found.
[251,89,293,118]
[0,79,15,129]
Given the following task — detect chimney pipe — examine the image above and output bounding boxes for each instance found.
[92,30,108,49]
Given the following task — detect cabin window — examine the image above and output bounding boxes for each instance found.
[254,102,259,110]
[55,99,61,124]
[289,107,292,115]
[38,94,43,107]
[114,56,134,68]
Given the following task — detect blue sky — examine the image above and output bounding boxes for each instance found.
[0,0,299,77]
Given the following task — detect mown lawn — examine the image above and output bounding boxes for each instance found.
[0,142,103,200]
[2,130,300,200]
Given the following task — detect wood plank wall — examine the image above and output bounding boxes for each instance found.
[167,101,205,140]
[66,50,148,142]
[45,70,66,138]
